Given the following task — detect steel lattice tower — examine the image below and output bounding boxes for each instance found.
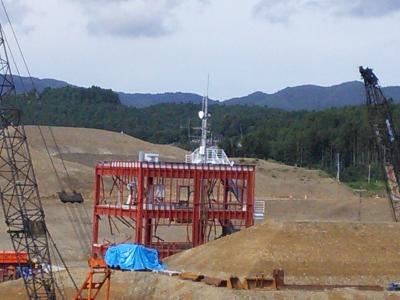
[0,24,56,299]
[360,66,400,221]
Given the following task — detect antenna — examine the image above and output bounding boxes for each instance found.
[206,73,210,99]
[199,74,210,157]
[185,74,232,165]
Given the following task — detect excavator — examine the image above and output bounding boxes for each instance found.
[360,66,400,221]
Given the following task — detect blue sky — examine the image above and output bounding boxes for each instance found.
[2,0,400,99]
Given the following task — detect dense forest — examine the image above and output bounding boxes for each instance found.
[4,85,397,188]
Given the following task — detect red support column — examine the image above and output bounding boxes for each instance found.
[144,218,152,246]
[91,172,101,254]
[144,175,153,246]
[135,165,144,244]
[246,169,255,227]
[192,170,201,247]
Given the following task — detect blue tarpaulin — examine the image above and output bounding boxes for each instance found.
[104,243,165,271]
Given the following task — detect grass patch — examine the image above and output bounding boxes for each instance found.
[346,180,386,196]
[318,170,331,178]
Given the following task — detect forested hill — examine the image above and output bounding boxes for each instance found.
[118,92,217,107]
[118,81,400,110]
[5,85,398,185]
[11,75,400,110]
[11,75,70,93]
[224,81,400,110]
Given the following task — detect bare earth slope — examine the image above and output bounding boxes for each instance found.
[1,126,398,299]
[25,126,393,223]
[25,125,188,197]
[237,158,393,221]
[165,220,400,285]
[0,126,188,261]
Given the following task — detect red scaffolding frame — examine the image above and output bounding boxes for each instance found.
[91,161,255,258]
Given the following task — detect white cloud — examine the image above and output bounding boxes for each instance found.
[0,0,34,33]
[253,0,400,23]
[72,0,207,38]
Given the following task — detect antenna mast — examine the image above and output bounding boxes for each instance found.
[199,74,210,160]
[185,75,232,165]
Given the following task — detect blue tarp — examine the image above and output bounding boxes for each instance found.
[104,243,165,271]
[388,282,400,291]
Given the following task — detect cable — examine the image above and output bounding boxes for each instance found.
[47,229,79,293]
[48,126,72,185]
[1,0,35,89]
[1,1,75,191]
[2,28,26,93]
[49,241,66,300]
[0,2,90,294]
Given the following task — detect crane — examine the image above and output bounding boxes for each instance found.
[360,66,400,221]
[0,2,110,298]
[0,24,57,298]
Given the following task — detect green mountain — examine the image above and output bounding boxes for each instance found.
[5,84,396,185]
[118,92,217,107]
[10,75,400,111]
[225,81,400,110]
[11,75,70,93]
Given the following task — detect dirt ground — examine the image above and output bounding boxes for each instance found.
[1,269,399,300]
[165,221,400,283]
[0,126,399,299]
[25,125,188,198]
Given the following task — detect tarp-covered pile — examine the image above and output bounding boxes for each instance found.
[104,243,165,271]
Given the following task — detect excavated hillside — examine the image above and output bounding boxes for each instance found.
[0,126,394,262]
[0,126,188,262]
[0,126,398,299]
[24,126,394,223]
[236,158,392,222]
[165,221,400,285]
[25,125,188,197]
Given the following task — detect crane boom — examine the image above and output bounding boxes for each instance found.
[360,66,400,221]
[0,25,56,299]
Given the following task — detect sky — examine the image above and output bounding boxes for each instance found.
[1,0,400,99]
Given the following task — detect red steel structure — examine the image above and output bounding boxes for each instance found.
[0,251,28,282]
[91,161,255,258]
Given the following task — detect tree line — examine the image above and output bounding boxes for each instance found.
[4,85,397,185]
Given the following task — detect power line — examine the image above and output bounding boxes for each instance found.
[1,0,35,89]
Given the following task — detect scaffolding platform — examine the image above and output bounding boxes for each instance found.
[91,161,255,258]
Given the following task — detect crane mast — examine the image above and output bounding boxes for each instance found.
[0,25,56,299]
[360,66,400,221]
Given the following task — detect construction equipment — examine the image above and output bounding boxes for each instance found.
[360,66,400,221]
[74,257,111,300]
[58,190,84,204]
[0,24,57,298]
[0,3,85,297]
[0,251,28,282]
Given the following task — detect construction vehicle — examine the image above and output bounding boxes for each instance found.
[360,66,400,221]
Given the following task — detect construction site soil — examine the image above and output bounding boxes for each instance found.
[0,126,399,299]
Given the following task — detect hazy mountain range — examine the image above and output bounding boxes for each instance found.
[12,75,71,93]
[11,75,400,111]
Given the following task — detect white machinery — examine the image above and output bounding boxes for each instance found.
[185,79,232,165]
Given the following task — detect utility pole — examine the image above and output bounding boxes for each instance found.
[336,152,340,182]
